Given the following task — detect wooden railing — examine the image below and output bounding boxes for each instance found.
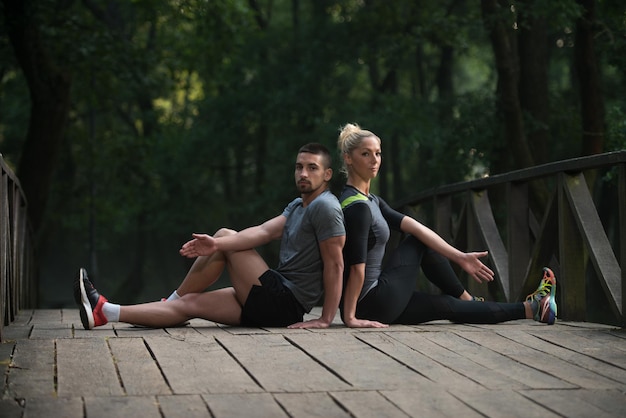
[1,154,35,341]
[1,151,624,333]
[395,150,626,326]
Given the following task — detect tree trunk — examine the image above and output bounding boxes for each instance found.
[436,45,455,122]
[518,2,550,164]
[481,0,550,210]
[481,0,534,171]
[3,0,72,234]
[575,0,605,155]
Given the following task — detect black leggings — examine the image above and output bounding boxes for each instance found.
[355,236,526,324]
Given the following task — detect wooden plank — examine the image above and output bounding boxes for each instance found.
[212,325,270,335]
[558,388,626,416]
[108,337,171,395]
[380,388,483,418]
[0,341,14,396]
[30,309,62,324]
[73,322,117,338]
[56,338,124,397]
[166,322,230,339]
[0,398,23,418]
[0,324,31,340]
[113,323,168,337]
[388,330,529,390]
[457,330,619,389]
[144,335,261,394]
[27,304,68,340]
[572,329,626,351]
[274,392,352,418]
[23,396,83,418]
[7,339,55,398]
[85,396,161,418]
[30,323,72,339]
[203,393,287,418]
[158,394,211,418]
[454,388,560,417]
[519,389,622,418]
[525,330,626,373]
[216,333,350,392]
[10,309,33,326]
[330,390,410,418]
[62,308,81,325]
[288,332,434,391]
[422,330,575,389]
[356,332,482,390]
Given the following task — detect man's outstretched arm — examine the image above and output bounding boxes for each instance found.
[288,235,345,329]
[180,215,287,258]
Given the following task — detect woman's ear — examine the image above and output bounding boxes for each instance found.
[343,152,351,166]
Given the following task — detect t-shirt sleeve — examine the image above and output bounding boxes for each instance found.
[309,195,345,242]
[282,198,302,217]
[378,197,404,231]
[343,203,371,265]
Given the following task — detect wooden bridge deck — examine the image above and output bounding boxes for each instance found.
[1,308,625,418]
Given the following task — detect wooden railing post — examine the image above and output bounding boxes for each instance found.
[470,189,510,301]
[617,163,626,327]
[1,163,7,340]
[507,181,530,301]
[558,173,587,321]
[0,154,35,342]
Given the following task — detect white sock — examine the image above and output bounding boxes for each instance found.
[102,302,120,322]
[166,290,181,302]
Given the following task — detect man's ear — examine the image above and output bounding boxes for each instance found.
[324,168,333,181]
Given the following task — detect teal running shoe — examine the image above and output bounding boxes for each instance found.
[526,267,557,325]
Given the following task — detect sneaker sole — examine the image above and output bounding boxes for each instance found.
[78,270,95,330]
[539,295,557,325]
[546,267,557,323]
[73,269,84,305]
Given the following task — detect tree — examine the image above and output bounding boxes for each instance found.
[518,0,550,164]
[481,0,535,171]
[575,0,605,155]
[2,0,72,234]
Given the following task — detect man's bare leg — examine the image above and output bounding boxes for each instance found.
[169,228,236,298]
[173,253,227,296]
[120,246,270,327]
[222,248,273,305]
[119,288,243,327]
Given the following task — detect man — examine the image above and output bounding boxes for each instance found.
[74,143,345,329]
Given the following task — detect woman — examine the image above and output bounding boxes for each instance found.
[336,123,557,328]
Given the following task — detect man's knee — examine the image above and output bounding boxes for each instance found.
[214,227,237,237]
[177,293,204,314]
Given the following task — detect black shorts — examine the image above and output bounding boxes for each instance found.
[240,269,306,327]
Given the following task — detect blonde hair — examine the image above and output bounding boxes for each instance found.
[337,123,381,176]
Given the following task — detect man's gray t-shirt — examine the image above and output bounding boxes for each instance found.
[275,189,345,312]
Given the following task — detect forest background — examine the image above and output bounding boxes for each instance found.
[1,0,625,308]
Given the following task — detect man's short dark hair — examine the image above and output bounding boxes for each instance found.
[298,143,332,169]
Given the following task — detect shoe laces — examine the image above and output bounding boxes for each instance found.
[526,269,554,302]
